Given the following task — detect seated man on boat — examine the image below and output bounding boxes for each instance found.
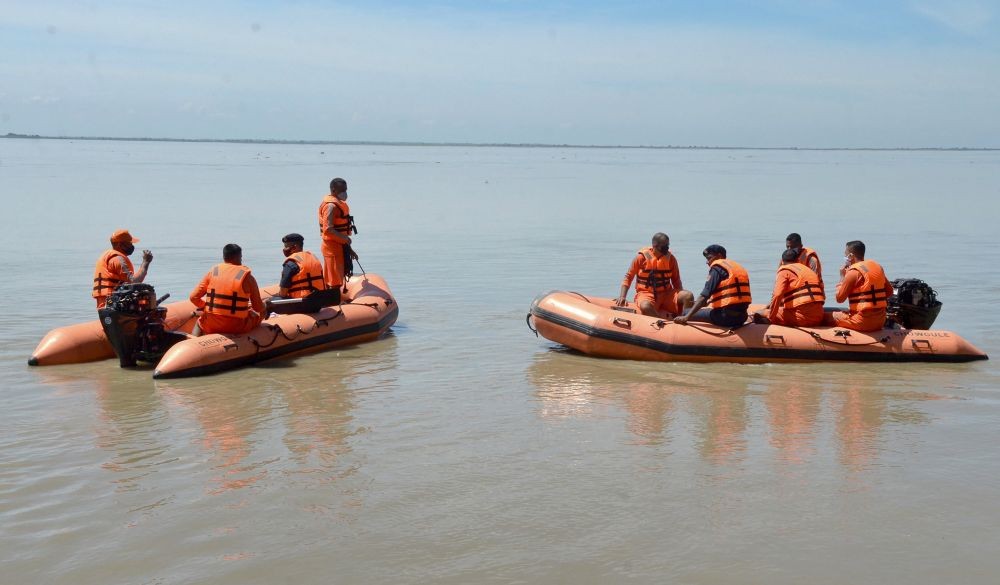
[825,240,893,332]
[784,232,823,288]
[92,229,153,309]
[273,233,327,299]
[615,232,694,317]
[189,243,265,336]
[755,248,825,327]
[264,233,341,314]
[673,244,752,328]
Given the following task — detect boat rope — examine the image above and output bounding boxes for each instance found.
[525,313,538,337]
[279,322,312,341]
[248,309,344,350]
[684,322,742,337]
[249,326,282,350]
[354,259,369,282]
[649,318,744,337]
[566,291,591,302]
[784,325,890,346]
[316,309,345,325]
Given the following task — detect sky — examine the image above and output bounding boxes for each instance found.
[1,0,998,147]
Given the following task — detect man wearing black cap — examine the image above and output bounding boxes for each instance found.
[673,244,752,328]
[274,233,327,299]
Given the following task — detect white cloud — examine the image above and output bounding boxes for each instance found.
[911,1,995,35]
[26,95,61,105]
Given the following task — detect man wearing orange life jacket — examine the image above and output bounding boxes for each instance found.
[189,243,266,336]
[826,240,893,332]
[92,229,153,309]
[756,248,826,327]
[318,177,359,290]
[273,233,327,299]
[616,232,694,317]
[673,244,752,328]
[784,232,823,288]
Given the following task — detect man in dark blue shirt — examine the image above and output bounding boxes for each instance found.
[673,244,752,328]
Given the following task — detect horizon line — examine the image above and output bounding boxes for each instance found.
[3,133,998,152]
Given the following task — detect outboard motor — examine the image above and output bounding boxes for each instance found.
[886,278,942,330]
[98,283,187,367]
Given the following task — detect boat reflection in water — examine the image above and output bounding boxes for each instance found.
[528,350,949,474]
[157,376,274,495]
[37,366,172,496]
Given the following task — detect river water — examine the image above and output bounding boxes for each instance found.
[2,139,999,584]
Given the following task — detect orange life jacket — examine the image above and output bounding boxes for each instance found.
[203,263,253,318]
[846,259,888,313]
[286,251,326,298]
[635,247,675,296]
[708,259,752,308]
[797,247,823,286]
[318,195,356,242]
[92,249,134,299]
[776,263,825,308]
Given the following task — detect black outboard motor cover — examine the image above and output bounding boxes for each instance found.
[886,278,942,330]
[98,283,186,367]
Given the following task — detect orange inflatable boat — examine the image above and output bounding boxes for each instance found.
[528,291,988,363]
[29,275,398,376]
[153,274,396,378]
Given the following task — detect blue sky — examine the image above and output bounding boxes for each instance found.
[2,0,998,147]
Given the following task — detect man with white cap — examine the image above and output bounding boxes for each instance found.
[92,229,153,309]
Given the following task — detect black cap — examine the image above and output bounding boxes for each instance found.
[282,233,305,244]
[703,244,727,258]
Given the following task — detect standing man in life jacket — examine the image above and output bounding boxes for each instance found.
[673,244,752,328]
[826,240,893,332]
[755,248,826,326]
[318,177,359,291]
[784,232,823,289]
[272,233,327,299]
[92,229,153,309]
[189,243,265,336]
[616,232,694,317]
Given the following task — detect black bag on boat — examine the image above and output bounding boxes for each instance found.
[266,288,342,315]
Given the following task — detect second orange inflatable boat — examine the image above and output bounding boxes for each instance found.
[528,291,988,363]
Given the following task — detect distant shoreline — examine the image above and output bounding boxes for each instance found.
[3,132,997,151]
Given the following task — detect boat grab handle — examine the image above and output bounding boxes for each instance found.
[765,334,786,345]
[612,317,632,329]
[911,339,932,350]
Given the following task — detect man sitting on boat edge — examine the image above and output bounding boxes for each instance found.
[273,233,327,300]
[825,240,893,332]
[755,248,825,327]
[783,232,823,288]
[616,232,694,318]
[673,244,752,329]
